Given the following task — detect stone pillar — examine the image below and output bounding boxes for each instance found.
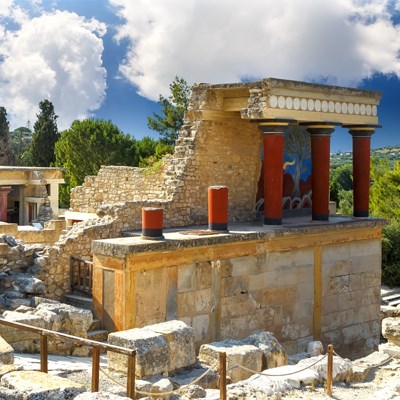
[347,126,377,217]
[259,122,290,225]
[306,125,335,221]
[0,187,12,222]
[141,207,164,240]
[208,186,229,231]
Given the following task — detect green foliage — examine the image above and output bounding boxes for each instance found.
[10,126,32,166]
[147,76,191,145]
[54,119,138,206]
[26,100,59,166]
[337,189,353,216]
[370,158,400,220]
[382,220,400,286]
[330,164,352,205]
[0,107,14,165]
[139,141,173,168]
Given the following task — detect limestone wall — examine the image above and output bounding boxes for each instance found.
[92,220,383,359]
[70,166,168,214]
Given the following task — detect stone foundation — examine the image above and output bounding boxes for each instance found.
[92,217,384,359]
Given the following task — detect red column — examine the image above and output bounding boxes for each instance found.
[259,123,289,225]
[307,125,335,221]
[348,127,376,217]
[0,187,12,222]
[208,186,229,231]
[141,207,164,240]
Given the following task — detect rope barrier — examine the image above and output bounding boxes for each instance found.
[334,348,400,369]
[226,353,328,377]
[99,365,215,397]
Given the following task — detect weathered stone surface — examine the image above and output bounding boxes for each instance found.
[0,301,93,355]
[379,342,400,357]
[350,351,391,382]
[380,305,400,320]
[171,365,219,389]
[74,393,131,400]
[11,275,46,295]
[0,335,14,364]
[244,331,287,369]
[297,354,353,382]
[143,320,196,371]
[108,329,169,377]
[307,341,324,357]
[0,370,85,399]
[180,384,207,398]
[150,378,173,399]
[199,340,263,383]
[382,317,400,345]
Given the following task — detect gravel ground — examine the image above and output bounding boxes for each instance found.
[12,351,400,399]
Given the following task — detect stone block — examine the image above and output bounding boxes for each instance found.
[382,317,400,345]
[144,320,196,372]
[0,370,85,399]
[244,331,288,369]
[199,339,263,383]
[0,335,14,364]
[108,328,169,378]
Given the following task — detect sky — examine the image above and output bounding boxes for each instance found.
[1,0,400,152]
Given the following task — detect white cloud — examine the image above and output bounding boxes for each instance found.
[110,0,400,100]
[0,7,107,130]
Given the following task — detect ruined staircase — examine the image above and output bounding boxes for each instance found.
[63,291,108,343]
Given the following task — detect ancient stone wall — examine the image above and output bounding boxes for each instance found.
[70,84,262,227]
[92,220,383,359]
[70,165,168,214]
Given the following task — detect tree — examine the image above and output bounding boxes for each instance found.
[370,158,400,220]
[147,76,191,145]
[0,107,15,165]
[329,164,353,205]
[10,126,32,166]
[54,119,139,206]
[27,99,59,166]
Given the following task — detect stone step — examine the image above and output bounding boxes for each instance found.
[388,299,400,307]
[90,318,102,331]
[87,329,108,343]
[382,293,400,302]
[63,294,93,311]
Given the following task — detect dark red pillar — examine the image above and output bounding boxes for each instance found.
[0,187,11,222]
[259,122,289,225]
[141,207,164,240]
[307,125,335,221]
[208,186,229,231]
[347,126,376,217]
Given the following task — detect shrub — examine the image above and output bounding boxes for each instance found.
[382,220,400,286]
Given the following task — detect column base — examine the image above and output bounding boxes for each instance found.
[208,222,228,231]
[141,228,164,240]
[353,210,369,218]
[264,217,282,225]
[312,214,329,221]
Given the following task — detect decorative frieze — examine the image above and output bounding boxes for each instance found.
[268,95,377,116]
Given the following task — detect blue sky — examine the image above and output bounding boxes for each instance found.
[1,0,400,152]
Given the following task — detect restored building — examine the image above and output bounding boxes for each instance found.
[0,167,64,225]
[69,78,384,358]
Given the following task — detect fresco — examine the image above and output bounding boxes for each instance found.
[256,126,312,212]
